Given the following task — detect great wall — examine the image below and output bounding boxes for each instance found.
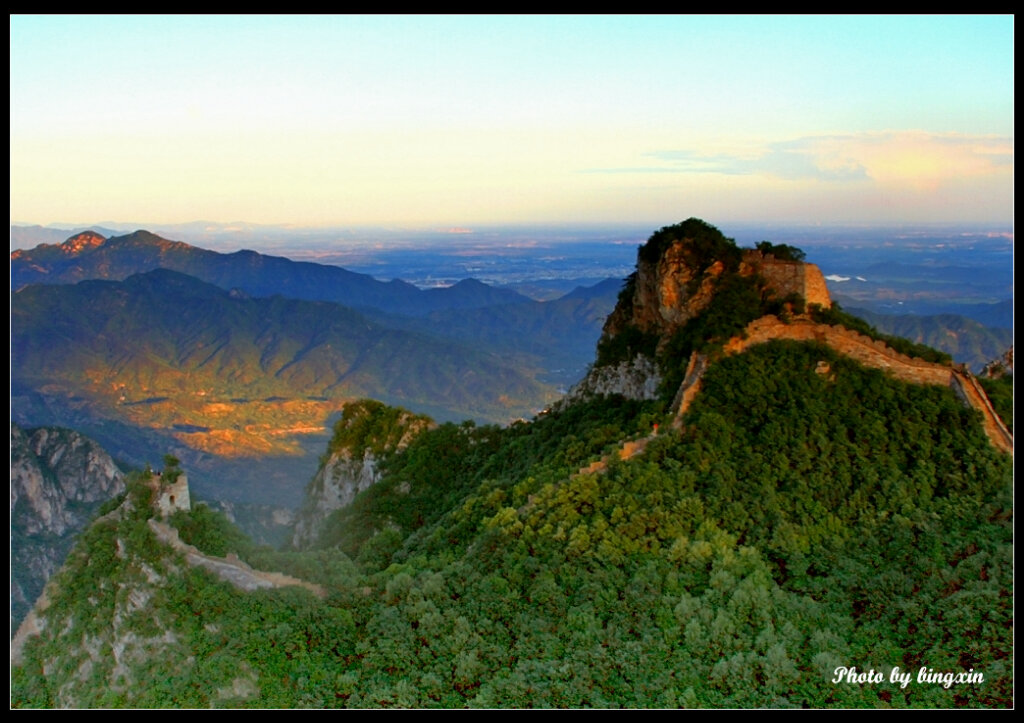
[147,519,326,598]
[11,470,328,665]
[139,469,326,598]
[13,223,1011,667]
[569,312,1012,486]
[671,315,1012,454]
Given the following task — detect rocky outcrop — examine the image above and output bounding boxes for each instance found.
[605,249,722,341]
[570,218,1008,454]
[602,228,831,350]
[291,401,434,548]
[291,448,386,548]
[11,424,126,630]
[11,424,125,536]
[565,355,662,402]
[579,219,832,402]
[981,347,1013,379]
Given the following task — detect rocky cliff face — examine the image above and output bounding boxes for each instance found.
[576,219,832,402]
[600,242,721,345]
[291,401,434,548]
[291,448,386,548]
[564,356,662,403]
[11,424,126,629]
[602,229,831,348]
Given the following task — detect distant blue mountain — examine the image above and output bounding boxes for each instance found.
[11,229,530,317]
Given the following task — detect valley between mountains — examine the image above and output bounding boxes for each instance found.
[12,231,617,505]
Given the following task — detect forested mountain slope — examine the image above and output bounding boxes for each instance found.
[12,269,553,466]
[12,341,1012,707]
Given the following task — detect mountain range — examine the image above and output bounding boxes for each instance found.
[12,268,561,500]
[11,230,629,502]
[11,229,532,316]
[12,268,549,414]
[11,226,1012,506]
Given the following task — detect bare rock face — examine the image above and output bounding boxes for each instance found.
[625,248,722,336]
[291,448,384,548]
[578,219,832,404]
[602,241,725,345]
[11,424,125,536]
[566,356,662,402]
[11,423,126,629]
[291,400,434,548]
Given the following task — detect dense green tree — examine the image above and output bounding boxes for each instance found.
[756,240,806,262]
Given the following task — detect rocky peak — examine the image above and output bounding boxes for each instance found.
[576,218,831,401]
[602,219,737,343]
[60,230,107,255]
[604,219,830,347]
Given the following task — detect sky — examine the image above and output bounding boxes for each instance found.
[10,15,1015,230]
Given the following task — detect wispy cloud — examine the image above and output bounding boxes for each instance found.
[645,145,869,181]
[588,132,1012,189]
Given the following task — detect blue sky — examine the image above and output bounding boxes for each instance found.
[10,15,1014,229]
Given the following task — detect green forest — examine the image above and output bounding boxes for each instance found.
[12,339,1012,708]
